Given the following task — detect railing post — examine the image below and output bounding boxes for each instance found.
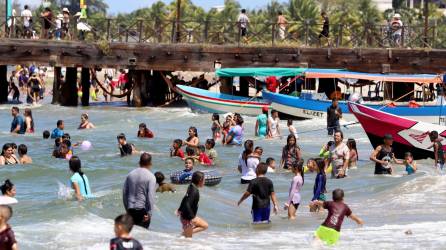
[106,19,111,41]
[432,22,437,48]
[271,23,276,47]
[138,19,143,43]
[170,20,176,43]
[401,25,405,47]
[337,24,343,47]
[203,20,209,43]
[305,20,309,46]
[237,21,241,47]
[40,16,45,39]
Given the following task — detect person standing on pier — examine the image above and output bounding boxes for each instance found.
[238,9,250,43]
[277,11,287,41]
[21,5,33,39]
[391,13,403,47]
[123,153,156,229]
[40,7,53,39]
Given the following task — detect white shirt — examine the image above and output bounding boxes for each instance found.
[269,117,279,137]
[240,155,258,181]
[392,20,403,35]
[21,9,32,27]
[0,196,18,205]
[329,142,350,168]
[238,14,249,28]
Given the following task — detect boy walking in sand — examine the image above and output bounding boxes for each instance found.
[310,188,363,246]
[237,163,279,223]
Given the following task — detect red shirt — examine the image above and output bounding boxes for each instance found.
[175,149,185,158]
[322,201,352,232]
[266,76,279,92]
[138,129,154,138]
[199,152,212,166]
[118,73,128,86]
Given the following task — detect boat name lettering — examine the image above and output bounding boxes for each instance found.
[302,109,324,117]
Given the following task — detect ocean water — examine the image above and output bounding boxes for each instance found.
[1,102,446,250]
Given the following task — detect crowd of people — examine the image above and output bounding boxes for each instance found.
[8,65,48,105]
[2,101,444,249]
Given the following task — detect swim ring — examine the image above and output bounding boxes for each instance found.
[170,170,222,186]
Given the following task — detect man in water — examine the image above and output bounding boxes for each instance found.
[123,153,156,229]
[51,120,65,139]
[10,107,25,134]
[370,134,398,175]
[326,99,342,136]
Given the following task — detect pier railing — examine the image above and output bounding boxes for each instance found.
[1,16,445,49]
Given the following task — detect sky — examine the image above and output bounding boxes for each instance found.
[20,0,287,14]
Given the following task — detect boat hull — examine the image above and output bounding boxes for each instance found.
[263,91,446,124]
[348,102,446,160]
[176,85,270,116]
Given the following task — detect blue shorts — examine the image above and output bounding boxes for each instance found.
[252,206,271,223]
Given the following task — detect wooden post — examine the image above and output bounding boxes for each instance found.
[0,65,7,103]
[132,70,143,107]
[81,67,90,106]
[239,77,250,97]
[61,67,78,106]
[51,67,61,104]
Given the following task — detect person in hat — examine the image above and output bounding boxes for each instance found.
[255,106,269,138]
[370,134,398,175]
[62,8,71,40]
[391,13,403,47]
[74,12,91,41]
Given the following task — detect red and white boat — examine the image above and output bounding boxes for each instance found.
[348,102,446,160]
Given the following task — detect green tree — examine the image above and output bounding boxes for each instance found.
[287,0,320,44]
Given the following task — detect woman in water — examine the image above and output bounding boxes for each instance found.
[347,138,358,169]
[69,156,92,201]
[0,144,19,166]
[280,134,302,170]
[24,108,35,133]
[255,107,268,138]
[311,158,327,212]
[211,113,221,141]
[285,160,304,220]
[238,140,255,184]
[78,113,95,129]
[183,127,199,150]
[137,123,154,138]
[225,116,244,146]
[221,115,233,144]
[0,179,18,205]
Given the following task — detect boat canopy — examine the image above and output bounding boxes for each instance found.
[305,68,442,84]
[216,67,307,77]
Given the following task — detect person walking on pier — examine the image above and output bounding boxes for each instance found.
[238,9,250,43]
[21,5,33,39]
[319,12,330,47]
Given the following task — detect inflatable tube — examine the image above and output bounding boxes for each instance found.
[170,170,222,186]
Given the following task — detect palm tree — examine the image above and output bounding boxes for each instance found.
[287,0,320,45]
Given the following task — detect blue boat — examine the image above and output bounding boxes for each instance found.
[262,69,445,124]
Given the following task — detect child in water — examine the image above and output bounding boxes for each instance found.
[310,158,327,212]
[429,131,445,171]
[198,145,212,166]
[154,172,176,193]
[310,189,364,246]
[177,171,208,238]
[179,158,195,182]
[170,139,185,159]
[110,214,143,250]
[285,160,304,220]
[17,144,32,164]
[221,115,233,144]
[395,152,417,175]
[69,156,92,201]
[287,119,298,139]
[211,113,222,141]
[266,157,276,173]
[43,130,50,139]
[238,163,279,224]
[205,139,218,163]
[117,133,136,157]
[0,205,18,250]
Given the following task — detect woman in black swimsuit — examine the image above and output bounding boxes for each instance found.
[0,143,19,166]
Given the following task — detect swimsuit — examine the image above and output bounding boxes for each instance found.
[405,164,415,175]
[256,114,268,137]
[2,156,18,165]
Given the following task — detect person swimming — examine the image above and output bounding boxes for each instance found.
[154,172,176,193]
[18,144,32,164]
[0,144,19,166]
[171,139,185,159]
[137,123,154,138]
[198,145,212,166]
[179,158,194,182]
[78,113,95,129]
[0,180,18,205]
[211,113,222,141]
[117,133,136,157]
